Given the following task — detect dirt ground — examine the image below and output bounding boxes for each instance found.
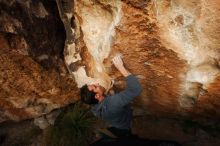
[0,120,42,146]
[132,115,220,146]
[0,115,220,146]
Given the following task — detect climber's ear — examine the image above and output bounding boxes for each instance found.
[95,94,100,99]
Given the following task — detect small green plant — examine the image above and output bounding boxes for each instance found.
[44,104,95,146]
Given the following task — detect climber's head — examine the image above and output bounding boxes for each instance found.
[80,83,105,105]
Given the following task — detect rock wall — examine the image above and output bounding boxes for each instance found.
[60,0,220,120]
[0,0,79,122]
[0,0,220,122]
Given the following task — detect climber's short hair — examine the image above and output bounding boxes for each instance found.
[80,84,98,105]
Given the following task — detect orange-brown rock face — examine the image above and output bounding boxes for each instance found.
[0,0,220,123]
[61,0,220,120]
[0,33,79,122]
[0,0,79,122]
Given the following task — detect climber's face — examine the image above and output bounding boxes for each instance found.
[88,83,105,101]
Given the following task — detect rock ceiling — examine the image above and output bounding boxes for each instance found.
[0,0,219,122]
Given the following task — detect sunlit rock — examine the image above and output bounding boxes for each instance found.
[0,0,220,123]
[59,0,220,118]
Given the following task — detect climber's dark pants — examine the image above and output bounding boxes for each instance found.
[97,127,131,139]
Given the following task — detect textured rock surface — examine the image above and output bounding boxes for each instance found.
[61,0,220,120]
[0,0,79,122]
[0,0,220,123]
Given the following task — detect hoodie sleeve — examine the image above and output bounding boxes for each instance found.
[109,74,142,107]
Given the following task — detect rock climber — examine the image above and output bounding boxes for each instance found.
[80,54,142,139]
